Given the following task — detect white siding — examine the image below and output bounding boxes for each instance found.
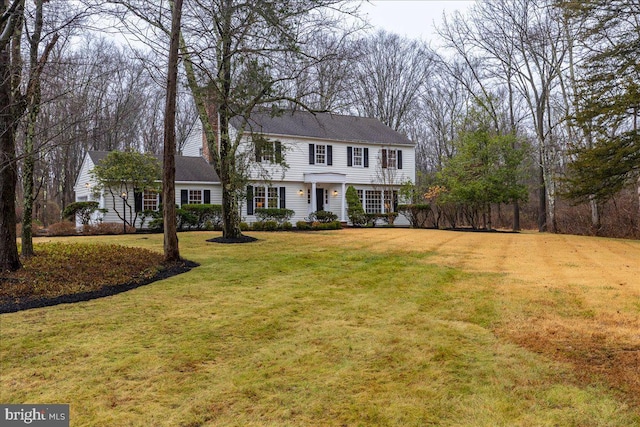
[181,123,204,157]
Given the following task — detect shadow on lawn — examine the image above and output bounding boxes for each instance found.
[0,260,199,314]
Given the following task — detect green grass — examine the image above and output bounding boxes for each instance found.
[1,231,638,426]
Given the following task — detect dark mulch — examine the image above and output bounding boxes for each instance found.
[207,235,258,244]
[447,227,520,234]
[0,260,199,314]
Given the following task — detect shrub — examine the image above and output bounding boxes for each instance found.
[308,210,338,223]
[62,201,106,225]
[346,186,366,226]
[240,222,251,231]
[281,221,293,231]
[312,221,342,230]
[83,223,136,235]
[176,208,198,230]
[364,213,379,227]
[381,212,399,225]
[46,221,78,236]
[296,221,311,230]
[397,204,432,228]
[255,208,295,224]
[263,220,279,231]
[181,204,223,230]
[252,221,265,231]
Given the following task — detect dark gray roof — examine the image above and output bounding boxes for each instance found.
[233,110,414,146]
[87,151,219,183]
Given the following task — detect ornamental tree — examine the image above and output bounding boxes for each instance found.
[90,151,161,230]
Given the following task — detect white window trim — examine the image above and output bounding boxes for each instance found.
[254,185,281,211]
[352,147,363,168]
[189,189,204,204]
[315,144,327,165]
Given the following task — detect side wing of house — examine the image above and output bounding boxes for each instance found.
[75,151,222,229]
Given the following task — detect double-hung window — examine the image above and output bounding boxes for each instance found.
[189,189,202,204]
[256,140,282,163]
[353,147,363,167]
[247,185,286,215]
[267,187,279,208]
[180,189,211,206]
[309,144,333,165]
[254,187,266,209]
[381,149,403,169]
[347,146,369,167]
[143,190,159,211]
[315,144,326,165]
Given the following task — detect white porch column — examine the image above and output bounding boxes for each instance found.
[340,182,346,221]
[311,181,317,212]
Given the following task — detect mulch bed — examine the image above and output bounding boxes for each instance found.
[207,235,258,244]
[0,260,199,314]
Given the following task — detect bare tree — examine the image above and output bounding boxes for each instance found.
[162,0,182,262]
[438,0,567,232]
[350,30,434,132]
[0,0,24,271]
[178,0,360,239]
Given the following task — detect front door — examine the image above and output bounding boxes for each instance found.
[315,187,324,212]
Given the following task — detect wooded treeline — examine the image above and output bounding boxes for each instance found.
[3,0,639,242]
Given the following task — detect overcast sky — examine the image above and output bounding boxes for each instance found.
[360,0,475,44]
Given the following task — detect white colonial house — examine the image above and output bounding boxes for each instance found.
[75,110,415,227]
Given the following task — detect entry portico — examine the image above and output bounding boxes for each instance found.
[304,172,347,221]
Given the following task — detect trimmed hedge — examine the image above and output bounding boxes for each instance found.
[147,204,223,231]
[308,210,338,223]
[255,208,295,224]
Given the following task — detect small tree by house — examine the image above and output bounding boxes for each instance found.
[62,201,106,226]
[346,185,366,226]
[90,151,161,231]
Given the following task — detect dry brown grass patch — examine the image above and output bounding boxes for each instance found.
[501,314,640,407]
[339,228,640,408]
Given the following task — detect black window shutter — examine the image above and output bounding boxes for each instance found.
[364,148,369,168]
[275,141,282,163]
[134,190,143,212]
[393,191,399,212]
[347,146,352,167]
[309,144,315,164]
[279,187,286,209]
[180,189,188,206]
[397,150,403,169]
[255,141,262,162]
[246,185,254,215]
[327,145,333,165]
[204,189,211,204]
[382,149,388,168]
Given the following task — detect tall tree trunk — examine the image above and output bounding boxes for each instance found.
[538,155,547,232]
[512,200,520,231]
[637,176,640,235]
[21,104,37,257]
[589,195,601,234]
[0,47,21,272]
[219,114,242,239]
[162,0,183,263]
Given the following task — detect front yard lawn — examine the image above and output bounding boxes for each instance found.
[1,230,638,426]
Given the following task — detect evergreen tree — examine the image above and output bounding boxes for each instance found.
[563,0,640,203]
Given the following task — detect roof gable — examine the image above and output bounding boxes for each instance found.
[233,111,414,146]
